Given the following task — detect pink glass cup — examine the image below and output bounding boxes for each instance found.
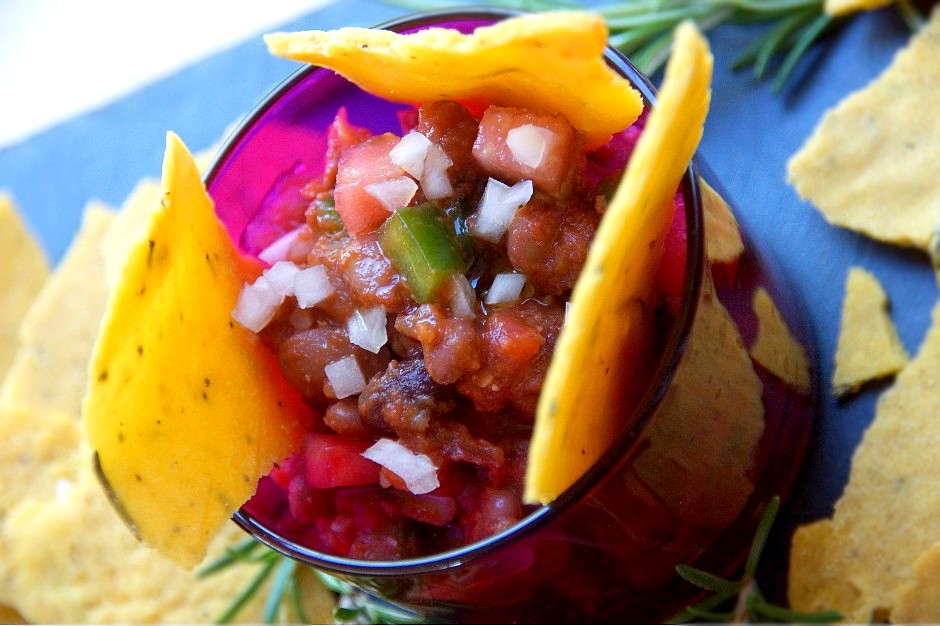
[204,8,817,622]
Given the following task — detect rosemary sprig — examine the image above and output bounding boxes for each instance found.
[198,537,427,624]
[197,537,310,624]
[315,571,428,624]
[381,0,927,92]
[668,496,843,623]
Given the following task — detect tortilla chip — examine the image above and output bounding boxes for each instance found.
[101,179,162,288]
[788,519,864,616]
[265,11,643,145]
[83,133,312,568]
[0,605,27,625]
[789,302,940,621]
[699,178,744,264]
[0,194,50,381]
[788,7,940,260]
[0,203,115,414]
[525,21,712,505]
[824,0,895,16]
[749,287,812,394]
[832,267,909,396]
[2,464,331,624]
[893,542,940,623]
[0,166,332,623]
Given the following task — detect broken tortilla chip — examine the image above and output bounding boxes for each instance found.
[789,302,940,622]
[0,203,114,414]
[83,132,313,568]
[750,287,812,394]
[0,169,332,623]
[524,21,712,505]
[0,194,50,381]
[893,542,940,622]
[265,11,643,145]
[788,7,940,267]
[832,266,909,397]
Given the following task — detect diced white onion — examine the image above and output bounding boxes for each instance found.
[365,176,419,212]
[471,178,534,243]
[564,300,573,326]
[258,225,304,265]
[324,355,366,399]
[390,131,432,178]
[449,274,476,319]
[361,438,440,495]
[506,124,554,169]
[485,272,527,305]
[263,261,300,298]
[347,306,388,354]
[293,265,333,309]
[420,143,454,200]
[232,275,283,333]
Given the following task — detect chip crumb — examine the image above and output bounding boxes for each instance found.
[788,6,940,257]
[832,267,909,397]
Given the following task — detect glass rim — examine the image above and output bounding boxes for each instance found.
[205,6,705,578]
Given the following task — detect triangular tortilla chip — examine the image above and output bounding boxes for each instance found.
[0,194,50,381]
[83,133,312,568]
[789,302,940,621]
[832,266,909,397]
[524,21,712,505]
[788,8,940,260]
[0,204,114,414]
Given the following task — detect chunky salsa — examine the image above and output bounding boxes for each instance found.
[234,99,683,560]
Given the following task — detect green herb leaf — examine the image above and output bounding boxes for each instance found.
[670,496,843,623]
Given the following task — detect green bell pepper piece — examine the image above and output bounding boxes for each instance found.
[380,203,470,304]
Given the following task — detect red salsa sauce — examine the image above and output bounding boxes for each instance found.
[237,99,685,561]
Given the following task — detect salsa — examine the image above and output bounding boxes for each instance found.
[234,99,682,560]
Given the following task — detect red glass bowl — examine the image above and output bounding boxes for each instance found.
[204,8,817,622]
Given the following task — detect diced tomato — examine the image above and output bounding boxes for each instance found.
[397,106,419,134]
[654,192,688,315]
[472,106,582,199]
[304,107,372,200]
[302,433,380,488]
[486,309,544,368]
[287,473,333,524]
[334,132,405,235]
[394,492,457,526]
[269,452,303,489]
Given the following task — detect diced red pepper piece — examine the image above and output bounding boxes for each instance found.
[472,106,582,199]
[302,433,380,488]
[334,132,403,235]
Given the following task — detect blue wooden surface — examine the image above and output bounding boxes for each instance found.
[0,0,931,608]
